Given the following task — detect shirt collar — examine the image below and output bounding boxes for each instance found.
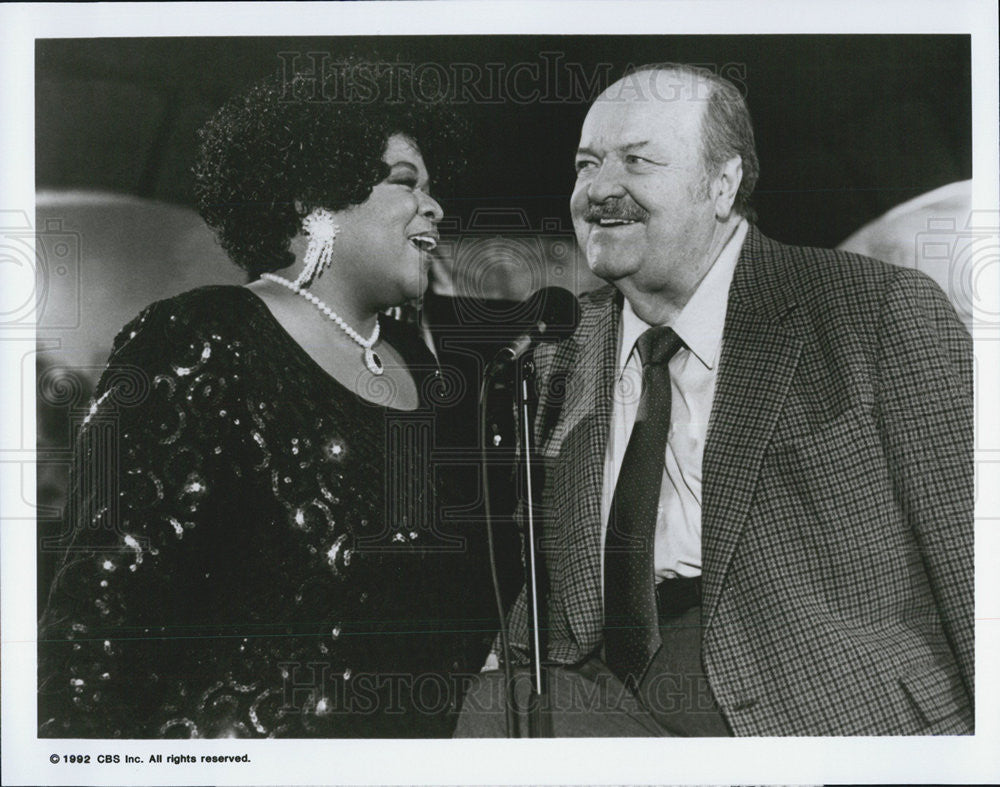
[618,218,748,373]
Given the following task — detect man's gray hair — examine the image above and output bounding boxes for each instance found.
[622,63,760,221]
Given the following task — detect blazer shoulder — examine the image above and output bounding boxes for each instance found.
[751,230,898,290]
[740,228,956,330]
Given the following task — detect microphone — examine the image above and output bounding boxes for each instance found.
[489,287,580,369]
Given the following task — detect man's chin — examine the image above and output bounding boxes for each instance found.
[586,255,638,283]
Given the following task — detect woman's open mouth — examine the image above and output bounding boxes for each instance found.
[408,233,439,252]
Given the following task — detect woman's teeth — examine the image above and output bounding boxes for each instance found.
[409,235,438,251]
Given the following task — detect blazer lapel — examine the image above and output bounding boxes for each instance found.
[545,286,619,652]
[701,228,802,626]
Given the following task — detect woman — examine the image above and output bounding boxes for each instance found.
[38,68,473,738]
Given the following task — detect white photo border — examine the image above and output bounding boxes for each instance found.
[2,2,998,785]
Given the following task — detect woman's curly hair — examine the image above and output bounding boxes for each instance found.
[194,60,467,276]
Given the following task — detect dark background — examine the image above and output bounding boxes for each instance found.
[36,35,971,248]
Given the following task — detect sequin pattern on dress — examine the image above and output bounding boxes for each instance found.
[38,286,463,738]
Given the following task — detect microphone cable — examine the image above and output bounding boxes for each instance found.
[479,370,517,738]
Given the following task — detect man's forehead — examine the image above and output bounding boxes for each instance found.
[580,78,706,147]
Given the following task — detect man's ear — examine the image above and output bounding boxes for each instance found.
[713,156,743,220]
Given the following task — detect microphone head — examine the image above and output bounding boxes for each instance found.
[485,287,582,374]
[526,287,580,343]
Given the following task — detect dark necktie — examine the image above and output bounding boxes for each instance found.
[603,325,683,689]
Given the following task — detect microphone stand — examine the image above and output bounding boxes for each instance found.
[514,354,553,738]
[481,348,552,737]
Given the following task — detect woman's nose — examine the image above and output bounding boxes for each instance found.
[421,192,444,223]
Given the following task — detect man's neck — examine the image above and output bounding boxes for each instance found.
[618,216,744,325]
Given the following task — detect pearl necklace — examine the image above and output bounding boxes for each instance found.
[261,273,384,375]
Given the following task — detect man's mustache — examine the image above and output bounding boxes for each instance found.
[583,199,649,224]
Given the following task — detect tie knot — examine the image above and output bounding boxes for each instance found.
[635,326,683,367]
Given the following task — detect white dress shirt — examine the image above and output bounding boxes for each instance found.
[600,220,748,582]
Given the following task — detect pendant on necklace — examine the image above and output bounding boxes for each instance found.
[365,348,384,376]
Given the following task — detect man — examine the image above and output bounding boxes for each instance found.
[456,64,973,737]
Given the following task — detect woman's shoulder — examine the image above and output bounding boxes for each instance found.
[92,285,284,402]
[108,285,270,358]
[129,284,263,332]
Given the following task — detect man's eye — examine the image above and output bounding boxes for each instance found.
[625,154,649,165]
[392,177,418,189]
[575,160,597,173]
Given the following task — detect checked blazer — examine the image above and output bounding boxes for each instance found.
[501,226,974,736]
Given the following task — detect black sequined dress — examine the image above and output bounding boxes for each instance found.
[39,286,471,738]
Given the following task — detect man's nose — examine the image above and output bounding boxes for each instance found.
[586,160,627,203]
